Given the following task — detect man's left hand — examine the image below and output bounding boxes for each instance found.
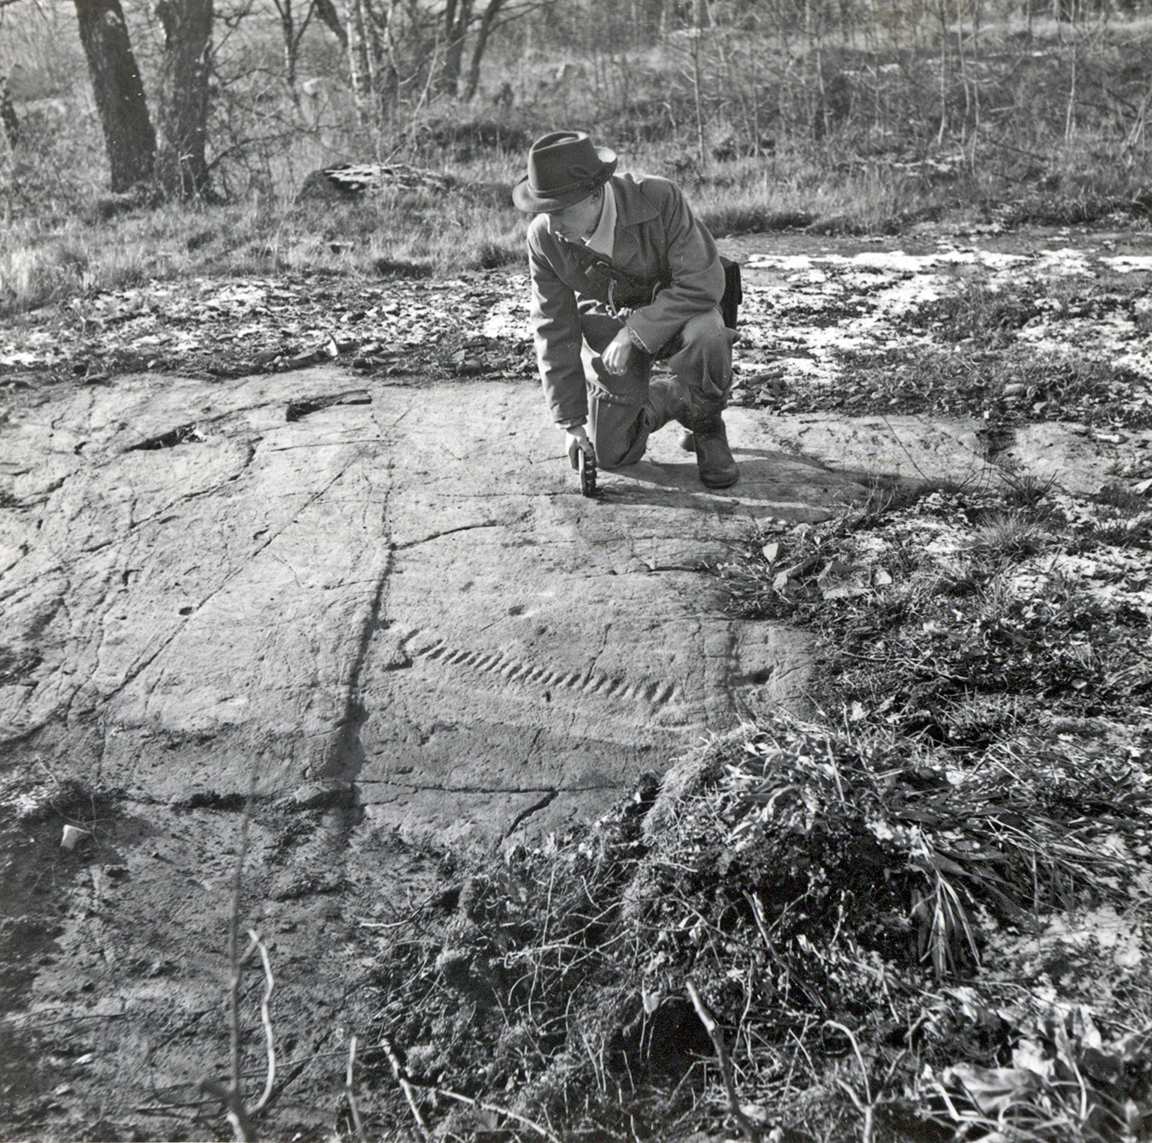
[601,327,633,376]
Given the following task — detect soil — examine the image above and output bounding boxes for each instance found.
[1,223,1150,1142]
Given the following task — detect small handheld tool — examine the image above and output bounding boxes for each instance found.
[578,447,597,498]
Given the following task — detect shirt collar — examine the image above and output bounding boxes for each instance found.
[581,182,617,258]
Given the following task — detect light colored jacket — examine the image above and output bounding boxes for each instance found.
[526,173,724,427]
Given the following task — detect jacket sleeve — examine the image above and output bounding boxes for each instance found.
[527,223,588,428]
[625,181,724,354]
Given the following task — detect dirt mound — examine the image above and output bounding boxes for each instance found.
[360,715,1152,1140]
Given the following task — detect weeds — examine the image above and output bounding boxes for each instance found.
[362,712,1152,1140]
[815,340,1151,429]
[0,189,527,316]
[968,509,1053,558]
[715,477,1152,749]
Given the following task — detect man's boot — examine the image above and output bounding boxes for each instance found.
[642,377,691,433]
[685,411,739,488]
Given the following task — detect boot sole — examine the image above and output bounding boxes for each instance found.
[700,469,739,489]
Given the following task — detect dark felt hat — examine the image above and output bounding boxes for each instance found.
[512,131,617,213]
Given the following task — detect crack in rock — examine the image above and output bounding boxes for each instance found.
[392,520,502,550]
[502,788,558,841]
[126,423,207,452]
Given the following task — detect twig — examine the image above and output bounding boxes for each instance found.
[382,1033,561,1143]
[686,978,762,1142]
[199,1078,255,1143]
[381,1036,430,1141]
[345,1035,366,1143]
[229,782,256,1099]
[428,1085,564,1143]
[825,1020,875,1143]
[200,778,265,1143]
[248,931,276,1113]
[879,415,931,482]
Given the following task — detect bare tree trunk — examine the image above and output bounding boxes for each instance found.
[273,0,327,93]
[936,0,949,145]
[313,0,347,45]
[691,0,706,166]
[0,74,20,149]
[807,0,828,139]
[73,0,156,191]
[440,0,473,96]
[1065,33,1078,139]
[462,0,505,103]
[637,0,663,38]
[345,0,372,124]
[956,0,970,144]
[155,0,213,198]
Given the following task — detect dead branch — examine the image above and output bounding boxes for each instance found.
[381,1034,561,1143]
[825,1020,875,1143]
[200,779,271,1143]
[686,978,762,1142]
[248,930,276,1113]
[381,1036,430,1142]
[345,1035,366,1143]
[427,1086,563,1143]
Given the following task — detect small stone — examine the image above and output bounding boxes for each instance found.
[60,825,90,850]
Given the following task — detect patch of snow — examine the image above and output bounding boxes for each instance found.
[1034,248,1093,276]
[1103,255,1152,273]
[1042,906,1143,967]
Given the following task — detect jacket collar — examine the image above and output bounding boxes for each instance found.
[551,175,658,270]
[609,174,659,227]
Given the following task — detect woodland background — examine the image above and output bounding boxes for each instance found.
[0,0,1150,219]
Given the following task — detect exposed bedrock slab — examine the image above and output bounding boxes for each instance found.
[4,368,1112,844]
[764,414,1152,497]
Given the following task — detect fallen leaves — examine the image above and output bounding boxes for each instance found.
[0,271,538,387]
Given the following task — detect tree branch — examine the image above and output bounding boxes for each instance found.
[687,978,763,1142]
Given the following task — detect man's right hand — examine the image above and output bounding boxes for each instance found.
[565,426,594,470]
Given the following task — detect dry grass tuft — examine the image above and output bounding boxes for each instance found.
[360,711,1152,1140]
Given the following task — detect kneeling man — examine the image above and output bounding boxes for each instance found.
[513,131,739,489]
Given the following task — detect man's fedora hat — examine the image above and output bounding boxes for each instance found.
[513,131,617,213]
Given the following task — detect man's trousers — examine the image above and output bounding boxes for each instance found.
[578,308,737,470]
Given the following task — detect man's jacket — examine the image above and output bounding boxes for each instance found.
[526,173,725,428]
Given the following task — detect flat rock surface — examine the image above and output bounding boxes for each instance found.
[4,366,1146,843]
[0,366,842,845]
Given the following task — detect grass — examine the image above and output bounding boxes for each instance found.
[0,191,528,316]
[4,13,1152,315]
[718,477,1152,744]
[4,130,1148,319]
[358,716,1152,1140]
[739,263,1152,430]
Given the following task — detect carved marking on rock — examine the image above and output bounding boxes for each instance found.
[393,627,681,710]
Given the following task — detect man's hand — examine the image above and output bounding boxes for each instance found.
[601,327,633,376]
[565,425,593,470]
